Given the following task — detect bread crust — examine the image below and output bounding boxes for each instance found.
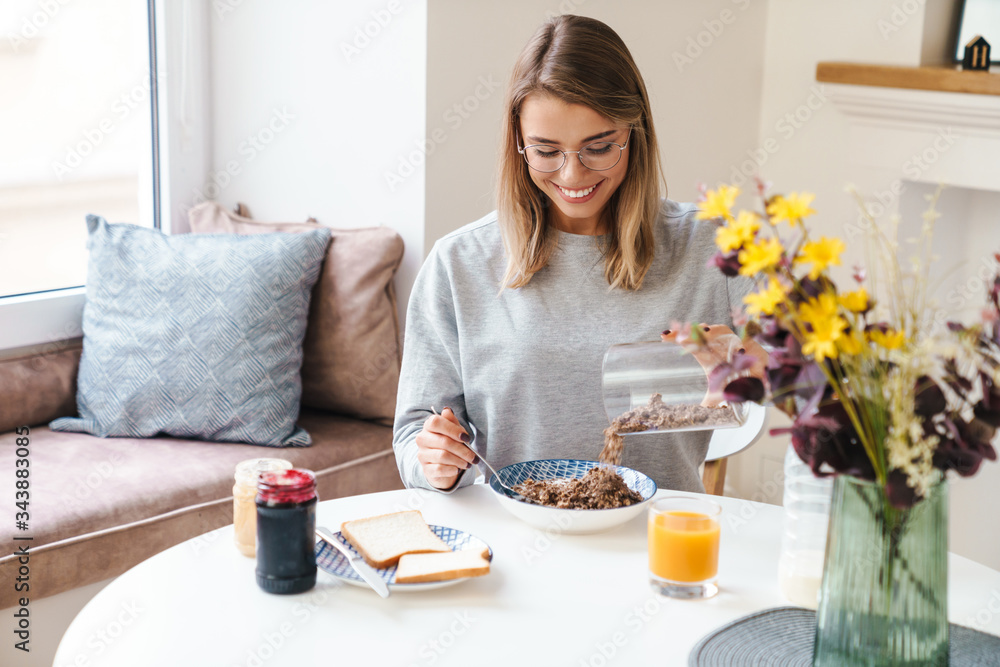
[395,551,491,584]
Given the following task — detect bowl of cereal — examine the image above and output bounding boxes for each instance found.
[487,459,657,535]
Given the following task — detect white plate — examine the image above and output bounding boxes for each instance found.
[314,525,493,592]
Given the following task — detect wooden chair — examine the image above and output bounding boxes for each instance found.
[702,403,768,496]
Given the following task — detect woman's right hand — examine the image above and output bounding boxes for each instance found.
[415,407,477,490]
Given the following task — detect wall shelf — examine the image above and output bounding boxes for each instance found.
[816,62,1000,96]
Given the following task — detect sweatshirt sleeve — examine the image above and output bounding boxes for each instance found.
[392,242,476,493]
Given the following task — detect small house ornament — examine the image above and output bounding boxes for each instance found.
[962,35,991,71]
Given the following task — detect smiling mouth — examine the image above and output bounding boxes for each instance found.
[555,182,600,199]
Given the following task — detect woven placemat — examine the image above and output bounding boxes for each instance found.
[689,606,1000,666]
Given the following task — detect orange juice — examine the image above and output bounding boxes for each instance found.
[648,510,720,582]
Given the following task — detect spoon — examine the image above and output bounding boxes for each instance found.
[431,406,526,501]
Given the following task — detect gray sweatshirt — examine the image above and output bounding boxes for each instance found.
[392,199,754,493]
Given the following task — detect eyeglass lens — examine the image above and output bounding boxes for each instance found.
[523,142,623,172]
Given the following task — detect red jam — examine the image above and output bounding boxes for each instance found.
[257,469,317,505]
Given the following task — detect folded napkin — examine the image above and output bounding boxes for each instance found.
[689,606,1000,666]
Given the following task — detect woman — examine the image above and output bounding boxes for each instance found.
[392,15,753,493]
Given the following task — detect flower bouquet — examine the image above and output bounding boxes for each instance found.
[694,179,1000,666]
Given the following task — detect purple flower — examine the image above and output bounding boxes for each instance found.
[708,354,767,403]
[975,371,1000,427]
[723,376,766,403]
[935,416,998,477]
[774,403,876,481]
[708,250,741,277]
[792,276,832,303]
[756,316,789,348]
[913,376,946,417]
[943,359,974,397]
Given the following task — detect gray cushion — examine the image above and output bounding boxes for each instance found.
[50,215,330,447]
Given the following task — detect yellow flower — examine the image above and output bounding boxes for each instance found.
[715,211,761,253]
[744,278,787,316]
[797,293,849,361]
[799,237,846,280]
[766,192,816,226]
[870,328,906,350]
[738,237,784,276]
[697,185,740,221]
[802,316,847,362]
[840,288,870,313]
[836,329,864,356]
[798,293,840,326]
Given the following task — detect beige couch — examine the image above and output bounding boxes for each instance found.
[0,206,407,607]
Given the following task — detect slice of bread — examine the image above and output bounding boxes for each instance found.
[340,510,451,569]
[395,549,491,584]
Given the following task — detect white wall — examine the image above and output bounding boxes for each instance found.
[425,0,770,247]
[206,0,427,323]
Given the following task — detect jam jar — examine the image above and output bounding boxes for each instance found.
[255,468,318,594]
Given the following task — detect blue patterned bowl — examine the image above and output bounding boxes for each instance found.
[488,459,657,534]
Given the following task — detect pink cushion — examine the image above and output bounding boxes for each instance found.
[0,342,80,432]
[188,202,404,424]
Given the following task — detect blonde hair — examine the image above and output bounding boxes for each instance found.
[497,14,664,291]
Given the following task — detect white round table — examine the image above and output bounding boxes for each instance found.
[54,485,1000,666]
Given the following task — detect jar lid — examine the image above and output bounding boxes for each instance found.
[234,458,293,487]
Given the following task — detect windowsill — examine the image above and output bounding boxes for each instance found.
[2,286,84,302]
[816,62,1000,96]
[0,287,86,352]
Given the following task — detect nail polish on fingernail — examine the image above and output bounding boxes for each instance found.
[460,432,471,443]
[464,462,471,469]
[662,329,671,335]
[473,455,480,465]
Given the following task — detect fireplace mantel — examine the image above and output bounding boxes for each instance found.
[817,62,1000,97]
[818,74,1000,195]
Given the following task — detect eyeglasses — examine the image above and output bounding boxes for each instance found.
[517,128,631,173]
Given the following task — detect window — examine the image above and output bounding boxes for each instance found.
[0,0,157,300]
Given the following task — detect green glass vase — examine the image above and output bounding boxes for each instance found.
[813,475,949,666]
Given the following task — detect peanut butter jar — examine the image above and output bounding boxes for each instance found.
[233,458,292,557]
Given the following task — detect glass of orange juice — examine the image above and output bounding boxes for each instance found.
[648,496,722,599]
